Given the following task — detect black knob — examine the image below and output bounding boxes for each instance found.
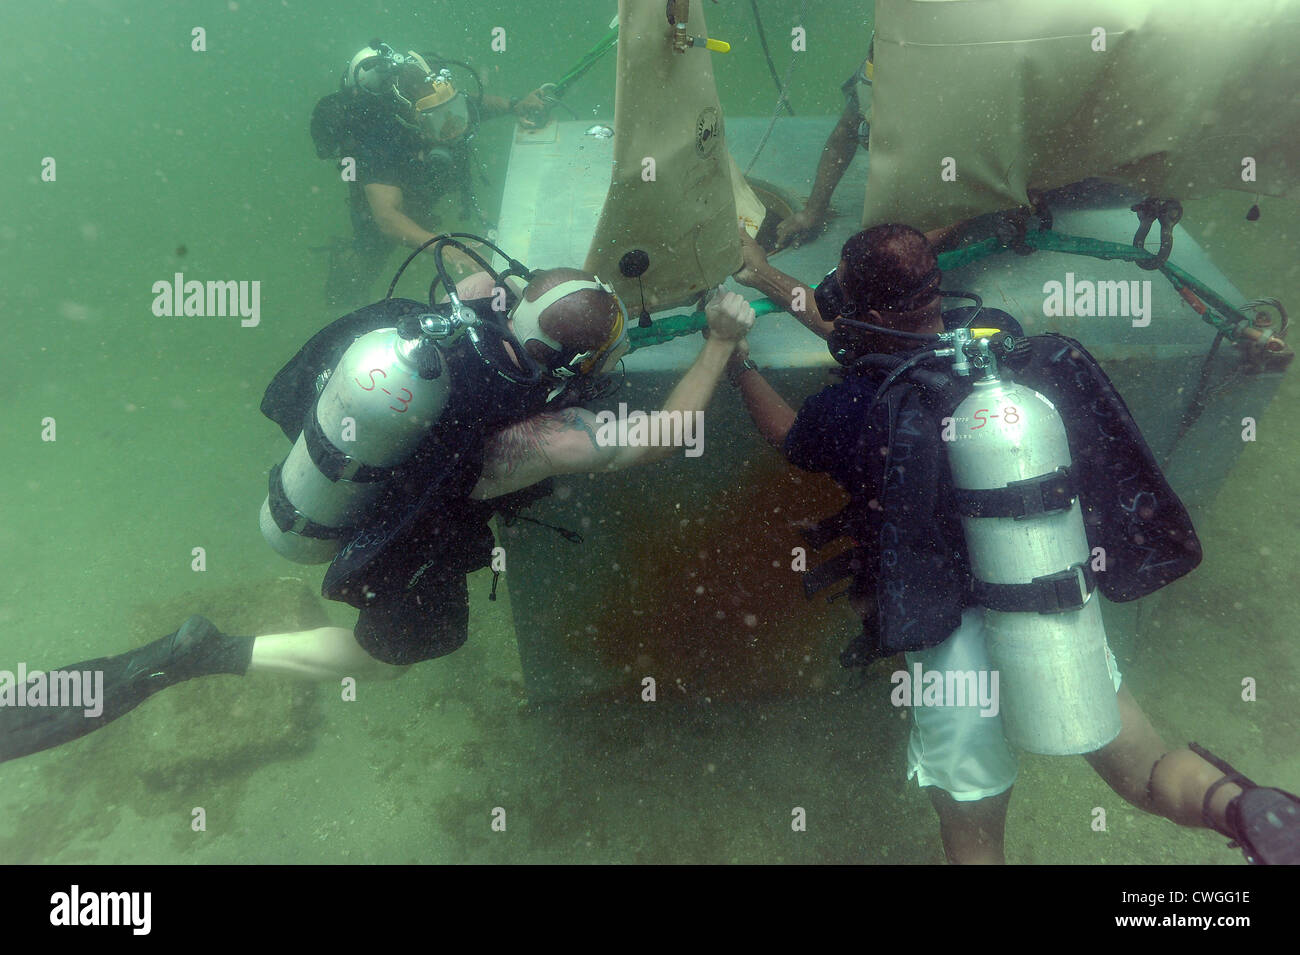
[619,249,650,278]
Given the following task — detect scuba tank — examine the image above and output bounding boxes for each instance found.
[820,294,1197,744]
[260,321,453,564]
[260,234,540,564]
[942,329,1121,755]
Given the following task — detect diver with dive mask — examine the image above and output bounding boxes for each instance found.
[0,233,763,766]
[311,40,552,309]
[732,223,1300,864]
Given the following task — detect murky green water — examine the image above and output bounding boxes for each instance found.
[1,1,1296,865]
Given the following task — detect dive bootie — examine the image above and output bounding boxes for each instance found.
[0,616,253,764]
[1191,742,1300,865]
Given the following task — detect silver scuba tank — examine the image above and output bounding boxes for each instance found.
[260,323,452,564]
[944,334,1122,755]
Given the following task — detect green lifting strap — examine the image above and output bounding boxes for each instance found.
[625,230,1255,353]
[552,25,620,99]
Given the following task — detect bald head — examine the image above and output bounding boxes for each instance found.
[521,268,621,355]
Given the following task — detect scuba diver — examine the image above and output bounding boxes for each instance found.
[0,235,755,764]
[731,223,1300,864]
[311,41,550,307]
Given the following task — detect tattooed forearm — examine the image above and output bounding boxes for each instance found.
[485,408,601,476]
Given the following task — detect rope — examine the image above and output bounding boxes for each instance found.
[745,0,807,175]
[749,0,792,113]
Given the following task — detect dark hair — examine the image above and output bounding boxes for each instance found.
[840,224,938,312]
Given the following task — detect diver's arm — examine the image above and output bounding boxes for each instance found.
[593,288,757,465]
[481,90,549,127]
[364,183,477,273]
[479,94,512,118]
[802,97,863,218]
[470,339,734,498]
[471,294,754,497]
[734,228,836,340]
[471,407,615,500]
[471,338,736,499]
[603,333,738,469]
[364,183,436,247]
[735,367,798,448]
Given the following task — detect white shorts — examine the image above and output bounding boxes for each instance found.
[904,608,1123,801]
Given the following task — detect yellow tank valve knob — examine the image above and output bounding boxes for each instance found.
[704,37,731,53]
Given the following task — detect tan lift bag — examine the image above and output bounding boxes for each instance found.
[586,0,764,311]
[863,0,1300,232]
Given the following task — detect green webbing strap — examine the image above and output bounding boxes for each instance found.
[1001,231,1251,339]
[627,298,789,350]
[626,230,1252,353]
[552,26,619,98]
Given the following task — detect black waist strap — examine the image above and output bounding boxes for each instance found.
[302,406,395,484]
[954,466,1077,519]
[802,548,866,600]
[267,461,347,540]
[972,561,1096,614]
[800,504,858,552]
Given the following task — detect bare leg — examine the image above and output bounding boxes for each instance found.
[249,627,409,682]
[927,787,1013,864]
[1085,686,1241,831]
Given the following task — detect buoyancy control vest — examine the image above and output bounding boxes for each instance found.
[260,295,555,609]
[806,330,1203,662]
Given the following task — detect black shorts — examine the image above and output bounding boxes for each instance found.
[352,564,471,666]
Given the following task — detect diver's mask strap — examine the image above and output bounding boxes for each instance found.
[579,283,630,376]
[850,267,942,315]
[509,278,619,355]
[882,267,942,312]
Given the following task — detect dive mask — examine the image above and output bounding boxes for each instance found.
[813,268,860,322]
[818,264,942,366]
[815,265,942,321]
[414,73,470,143]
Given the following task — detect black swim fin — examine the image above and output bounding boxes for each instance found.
[1191,742,1300,865]
[0,616,253,765]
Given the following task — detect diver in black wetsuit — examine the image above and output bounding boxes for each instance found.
[0,268,757,766]
[730,222,1300,865]
[311,41,550,308]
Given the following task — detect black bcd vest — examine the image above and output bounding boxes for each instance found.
[260,297,555,608]
[808,332,1203,664]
